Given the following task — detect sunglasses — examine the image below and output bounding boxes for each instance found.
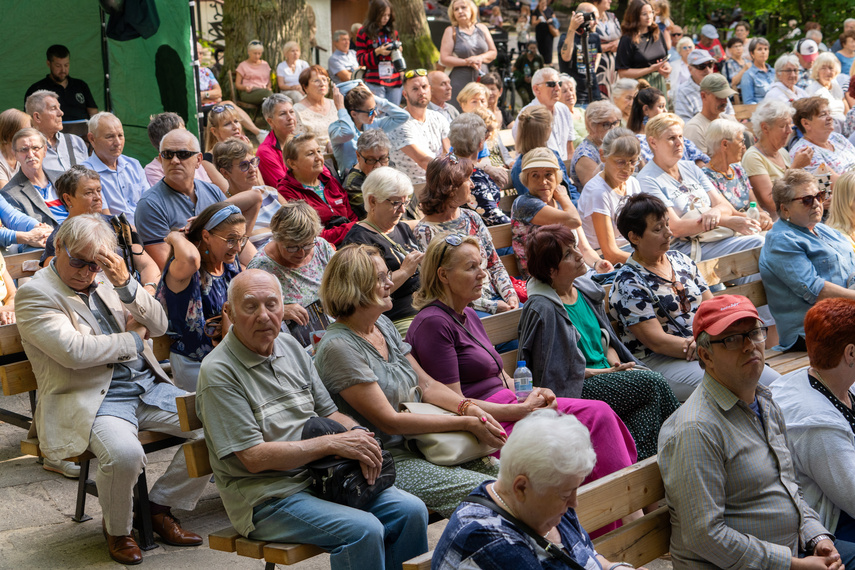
[447,152,460,165]
[671,32,683,38]
[64,246,100,272]
[249,40,263,46]
[284,239,316,253]
[358,151,389,166]
[353,107,377,117]
[692,62,715,70]
[211,104,236,113]
[789,191,828,207]
[439,233,465,264]
[238,157,260,171]
[709,327,768,350]
[672,281,692,314]
[160,149,198,161]
[543,80,563,88]
[404,68,428,79]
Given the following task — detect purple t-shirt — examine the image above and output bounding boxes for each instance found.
[406,302,505,401]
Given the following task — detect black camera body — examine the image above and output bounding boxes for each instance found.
[386,40,403,51]
[579,11,597,25]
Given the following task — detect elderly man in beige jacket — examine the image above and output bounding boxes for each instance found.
[15,214,209,565]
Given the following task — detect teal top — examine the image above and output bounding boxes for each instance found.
[564,294,610,369]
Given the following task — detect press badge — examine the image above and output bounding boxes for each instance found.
[379,61,394,79]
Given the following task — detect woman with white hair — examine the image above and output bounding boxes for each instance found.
[669,36,695,89]
[807,52,851,131]
[741,101,814,217]
[449,113,509,226]
[341,167,424,335]
[611,77,638,125]
[433,410,647,570]
[761,54,809,104]
[702,119,773,225]
[569,100,623,189]
[558,74,588,147]
[343,128,392,218]
[276,41,309,102]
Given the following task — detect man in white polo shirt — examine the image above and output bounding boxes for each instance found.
[512,67,576,162]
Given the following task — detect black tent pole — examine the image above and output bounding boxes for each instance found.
[100,5,113,111]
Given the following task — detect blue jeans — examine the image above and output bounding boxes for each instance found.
[366,82,403,106]
[249,487,428,570]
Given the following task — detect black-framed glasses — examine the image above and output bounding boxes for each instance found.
[15,144,45,155]
[543,80,563,88]
[672,281,692,314]
[353,107,377,117]
[385,197,406,210]
[210,233,249,250]
[692,62,715,70]
[404,68,428,79]
[238,157,260,171]
[598,120,620,130]
[358,151,389,166]
[779,68,799,74]
[160,149,197,161]
[439,233,465,264]
[284,239,316,253]
[211,104,236,113]
[789,191,828,207]
[64,246,100,272]
[709,327,768,350]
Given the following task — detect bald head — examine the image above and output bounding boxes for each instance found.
[160,129,200,153]
[226,269,285,355]
[428,70,452,105]
[577,2,597,13]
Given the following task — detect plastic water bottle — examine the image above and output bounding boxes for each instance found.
[746,201,760,233]
[513,361,533,402]
[524,64,532,80]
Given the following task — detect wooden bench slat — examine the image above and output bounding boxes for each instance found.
[712,280,767,307]
[176,393,201,431]
[696,247,761,285]
[402,550,434,570]
[152,335,172,362]
[592,505,671,567]
[6,250,44,280]
[0,323,24,355]
[482,308,522,346]
[498,129,514,150]
[500,253,520,279]
[208,526,241,553]
[488,223,512,250]
[500,349,518,375]
[498,192,517,212]
[235,537,266,559]
[263,543,326,565]
[576,455,663,533]
[1,360,37,396]
[183,439,212,478]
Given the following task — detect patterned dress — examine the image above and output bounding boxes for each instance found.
[465,168,510,226]
[247,238,335,307]
[701,163,753,211]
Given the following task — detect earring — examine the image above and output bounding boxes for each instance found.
[204,249,209,255]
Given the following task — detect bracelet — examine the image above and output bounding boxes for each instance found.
[608,563,634,570]
[144,282,158,290]
[351,426,370,432]
[457,398,474,416]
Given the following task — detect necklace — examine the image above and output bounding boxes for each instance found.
[811,368,853,408]
[490,484,552,540]
[708,163,734,179]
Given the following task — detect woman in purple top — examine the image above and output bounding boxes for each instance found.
[406,233,638,491]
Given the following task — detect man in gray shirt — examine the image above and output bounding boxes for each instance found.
[196,270,428,570]
[427,70,460,124]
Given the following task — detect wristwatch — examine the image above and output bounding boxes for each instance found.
[807,534,834,553]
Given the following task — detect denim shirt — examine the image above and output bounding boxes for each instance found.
[740,64,775,104]
[758,219,855,350]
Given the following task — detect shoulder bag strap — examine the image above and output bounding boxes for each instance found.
[622,260,693,338]
[465,495,587,570]
[430,301,504,379]
[62,133,78,167]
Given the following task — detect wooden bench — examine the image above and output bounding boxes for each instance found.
[5,328,186,550]
[403,455,669,569]
[6,249,44,280]
[175,394,325,568]
[486,222,521,278]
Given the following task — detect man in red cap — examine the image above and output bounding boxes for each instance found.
[657,295,855,569]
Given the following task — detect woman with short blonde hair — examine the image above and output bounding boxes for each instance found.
[456,82,490,113]
[440,0,498,109]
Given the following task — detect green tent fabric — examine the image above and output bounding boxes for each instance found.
[0,0,198,164]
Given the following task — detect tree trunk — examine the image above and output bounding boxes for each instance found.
[221,0,317,84]
[390,0,440,70]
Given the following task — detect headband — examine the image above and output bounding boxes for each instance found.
[204,204,241,231]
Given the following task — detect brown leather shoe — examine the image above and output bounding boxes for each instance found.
[150,511,203,546]
[103,520,143,565]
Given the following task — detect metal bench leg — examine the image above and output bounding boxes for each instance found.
[133,468,158,551]
[264,563,276,570]
[73,459,93,523]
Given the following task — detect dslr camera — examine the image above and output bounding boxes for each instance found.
[578,11,597,25]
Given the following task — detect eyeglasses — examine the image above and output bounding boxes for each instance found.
[788,191,828,207]
[211,104,236,113]
[708,327,768,350]
[543,80,563,88]
[15,144,45,155]
[404,69,428,79]
[353,107,377,117]
[671,32,683,38]
[160,149,198,161]
[358,152,389,166]
[597,120,620,130]
[386,197,406,210]
[377,270,393,284]
[780,68,799,74]
[613,158,639,170]
[64,246,100,272]
[672,281,692,314]
[439,233,465,264]
[237,157,260,171]
[692,62,715,70]
[209,233,249,250]
[283,240,316,253]
[310,78,330,86]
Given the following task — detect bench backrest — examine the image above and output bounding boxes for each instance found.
[176,393,212,478]
[6,250,44,280]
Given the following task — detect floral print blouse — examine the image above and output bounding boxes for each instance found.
[464,168,510,226]
[414,208,516,314]
[568,138,601,189]
[701,163,753,211]
[608,251,709,359]
[247,238,335,307]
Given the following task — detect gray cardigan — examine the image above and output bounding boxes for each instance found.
[518,276,641,398]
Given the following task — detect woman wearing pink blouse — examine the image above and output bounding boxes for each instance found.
[235,40,274,106]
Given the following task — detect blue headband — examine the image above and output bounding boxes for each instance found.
[204,205,241,231]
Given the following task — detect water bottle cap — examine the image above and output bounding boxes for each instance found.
[749,201,757,207]
[517,361,526,367]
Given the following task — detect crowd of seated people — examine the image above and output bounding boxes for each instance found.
[7,10,855,569]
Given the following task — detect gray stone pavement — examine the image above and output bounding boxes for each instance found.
[0,392,670,569]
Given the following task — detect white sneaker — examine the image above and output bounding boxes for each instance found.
[43,458,81,479]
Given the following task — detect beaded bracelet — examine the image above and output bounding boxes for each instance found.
[458,398,474,416]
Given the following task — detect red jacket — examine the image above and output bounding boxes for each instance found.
[277,166,357,245]
[257,131,287,187]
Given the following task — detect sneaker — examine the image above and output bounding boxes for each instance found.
[256,129,269,143]
[43,458,81,479]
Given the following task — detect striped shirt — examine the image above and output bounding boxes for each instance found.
[355,27,402,88]
[658,373,828,569]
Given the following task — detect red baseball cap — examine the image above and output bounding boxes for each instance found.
[692,295,761,340]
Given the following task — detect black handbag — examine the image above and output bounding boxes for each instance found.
[301,417,396,509]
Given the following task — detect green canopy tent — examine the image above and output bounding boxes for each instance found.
[0,0,200,164]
